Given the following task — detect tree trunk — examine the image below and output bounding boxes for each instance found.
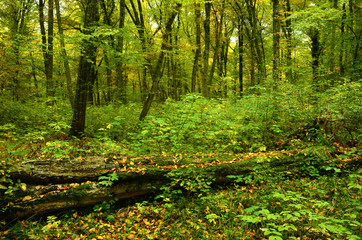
[4,150,356,221]
[38,0,48,95]
[116,0,127,104]
[191,3,201,93]
[310,28,320,86]
[272,0,280,91]
[46,0,54,98]
[69,0,100,138]
[55,0,74,108]
[100,0,115,104]
[38,0,55,98]
[238,20,244,97]
[283,0,293,83]
[209,3,224,93]
[10,0,31,101]
[139,3,182,121]
[340,3,346,76]
[127,0,149,102]
[245,0,266,84]
[202,2,211,98]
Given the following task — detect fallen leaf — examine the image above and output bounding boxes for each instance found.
[22,196,32,201]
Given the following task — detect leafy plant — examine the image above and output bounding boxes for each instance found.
[98,173,119,187]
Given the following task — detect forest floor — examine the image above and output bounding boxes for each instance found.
[1,148,361,240]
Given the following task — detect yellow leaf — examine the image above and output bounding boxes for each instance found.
[22,196,32,201]
[56,142,61,147]
[20,184,26,191]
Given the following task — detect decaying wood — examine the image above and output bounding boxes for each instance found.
[2,151,359,222]
[9,156,120,184]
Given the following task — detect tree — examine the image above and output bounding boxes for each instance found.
[55,0,74,108]
[115,0,127,104]
[139,2,182,121]
[208,0,225,94]
[126,0,150,101]
[191,2,201,93]
[231,1,245,97]
[0,0,34,101]
[38,0,55,98]
[272,0,280,90]
[281,0,293,82]
[243,0,266,85]
[100,0,115,104]
[202,1,211,98]
[70,0,100,138]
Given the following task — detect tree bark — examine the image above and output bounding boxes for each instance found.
[202,2,211,98]
[70,0,100,138]
[238,20,244,97]
[116,0,127,104]
[340,3,346,75]
[100,0,115,104]
[310,28,320,86]
[46,0,54,97]
[245,0,266,84]
[191,3,201,93]
[283,0,293,83]
[127,0,149,102]
[4,150,356,221]
[272,0,280,91]
[38,0,55,98]
[139,3,182,121]
[9,0,32,101]
[55,0,74,108]
[209,2,224,92]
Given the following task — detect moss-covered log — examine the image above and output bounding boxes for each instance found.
[2,151,359,222]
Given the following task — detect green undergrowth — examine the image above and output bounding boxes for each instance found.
[1,167,360,239]
[0,82,360,238]
[1,82,360,157]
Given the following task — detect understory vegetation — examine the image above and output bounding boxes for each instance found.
[0,82,361,239]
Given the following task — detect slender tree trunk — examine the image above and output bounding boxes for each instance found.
[191,2,201,93]
[12,44,21,101]
[70,0,100,138]
[55,0,74,108]
[46,0,54,97]
[310,28,320,86]
[127,0,149,102]
[139,3,182,121]
[170,17,181,100]
[238,20,244,97]
[283,0,293,82]
[245,0,265,84]
[38,0,48,94]
[10,0,31,101]
[208,21,220,91]
[29,51,39,91]
[202,2,211,98]
[38,0,55,98]
[116,0,126,104]
[340,3,346,75]
[100,0,115,103]
[209,3,224,94]
[218,22,231,97]
[250,40,256,86]
[272,0,280,91]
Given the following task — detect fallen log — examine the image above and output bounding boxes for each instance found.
[2,150,359,222]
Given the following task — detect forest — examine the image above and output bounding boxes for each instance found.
[0,0,361,239]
